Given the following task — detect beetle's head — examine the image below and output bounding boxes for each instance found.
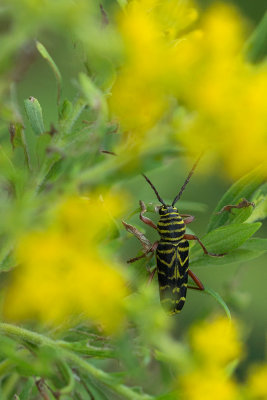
[159,205,178,215]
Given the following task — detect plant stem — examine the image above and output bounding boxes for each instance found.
[0,323,152,400]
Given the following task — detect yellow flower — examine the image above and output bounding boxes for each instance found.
[111,1,267,178]
[172,4,267,178]
[110,0,198,159]
[3,193,128,333]
[179,367,240,400]
[178,316,243,400]
[189,316,243,366]
[247,364,267,399]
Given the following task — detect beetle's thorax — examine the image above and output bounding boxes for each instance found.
[157,206,186,242]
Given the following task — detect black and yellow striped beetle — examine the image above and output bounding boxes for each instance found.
[128,159,225,315]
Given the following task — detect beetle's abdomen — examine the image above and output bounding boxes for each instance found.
[157,212,186,242]
[156,239,189,314]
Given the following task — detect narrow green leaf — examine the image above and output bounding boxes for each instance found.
[204,287,231,320]
[79,73,108,119]
[56,360,75,395]
[24,97,45,135]
[0,251,15,272]
[36,41,62,104]
[190,237,267,268]
[59,99,73,121]
[81,377,110,400]
[243,237,267,251]
[208,168,264,232]
[191,222,261,258]
[59,97,87,135]
[9,122,30,168]
[244,11,267,63]
[9,122,23,149]
[247,195,267,223]
[17,378,35,400]
[227,204,255,224]
[36,133,51,168]
[190,247,264,268]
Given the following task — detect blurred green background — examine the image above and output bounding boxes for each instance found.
[7,0,267,374]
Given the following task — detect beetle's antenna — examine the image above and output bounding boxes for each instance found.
[172,155,202,206]
[142,174,166,206]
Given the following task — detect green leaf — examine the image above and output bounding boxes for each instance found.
[82,378,110,400]
[242,237,267,252]
[59,99,73,121]
[244,11,267,63]
[79,73,108,119]
[247,196,267,223]
[224,203,255,224]
[190,237,266,268]
[59,97,87,135]
[24,97,45,135]
[191,222,261,258]
[9,122,23,149]
[36,41,62,104]
[204,287,231,320]
[208,168,264,232]
[9,122,31,168]
[55,360,75,395]
[36,133,52,168]
[0,251,15,272]
[17,378,35,400]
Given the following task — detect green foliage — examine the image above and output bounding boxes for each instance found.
[0,1,266,399]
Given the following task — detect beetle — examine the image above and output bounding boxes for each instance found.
[127,158,225,315]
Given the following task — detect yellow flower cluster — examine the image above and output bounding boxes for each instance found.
[247,364,267,399]
[189,315,243,366]
[178,316,267,400]
[179,316,242,400]
[173,5,267,179]
[3,194,128,333]
[248,364,267,400]
[110,0,267,178]
[110,0,198,156]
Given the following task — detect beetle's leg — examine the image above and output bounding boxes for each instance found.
[216,198,255,215]
[127,241,159,264]
[183,234,226,257]
[139,200,157,230]
[188,269,204,290]
[180,214,195,224]
[147,267,157,285]
[127,253,148,263]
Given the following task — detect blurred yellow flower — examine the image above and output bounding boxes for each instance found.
[111,0,267,178]
[3,194,128,333]
[180,367,239,400]
[247,364,267,399]
[189,315,243,366]
[178,316,243,400]
[173,4,267,179]
[110,0,197,157]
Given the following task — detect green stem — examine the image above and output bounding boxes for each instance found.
[56,340,115,358]
[0,323,152,400]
